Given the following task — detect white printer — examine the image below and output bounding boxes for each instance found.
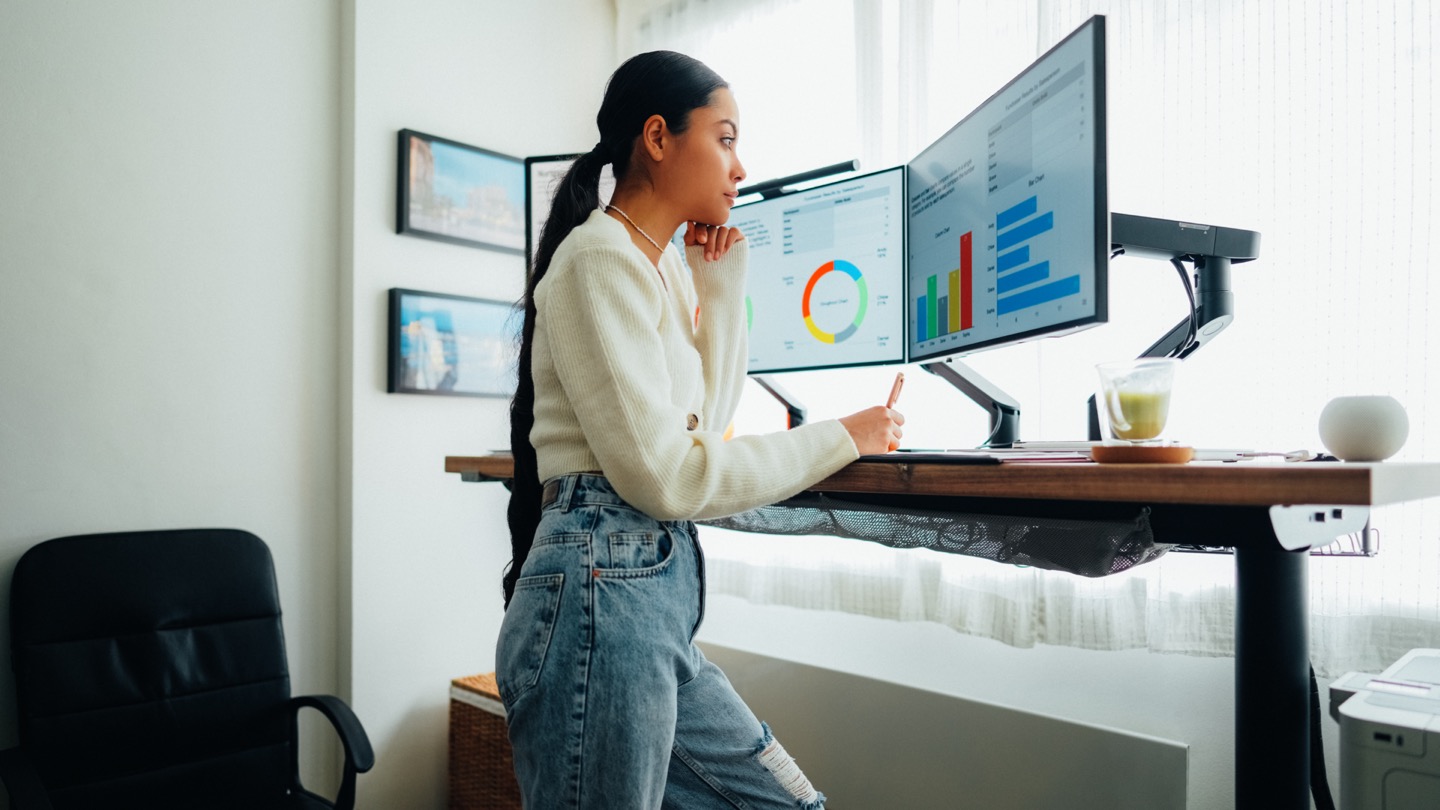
[1331,648,1440,809]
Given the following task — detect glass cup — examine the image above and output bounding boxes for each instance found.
[1095,358,1180,442]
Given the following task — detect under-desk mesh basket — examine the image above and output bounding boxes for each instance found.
[700,492,1168,577]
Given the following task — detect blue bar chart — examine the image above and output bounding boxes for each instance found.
[994,195,1080,314]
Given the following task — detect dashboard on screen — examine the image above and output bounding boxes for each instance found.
[728,166,907,374]
[906,15,1107,363]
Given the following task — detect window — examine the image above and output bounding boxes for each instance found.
[622,0,1440,676]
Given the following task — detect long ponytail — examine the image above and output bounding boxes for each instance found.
[504,51,729,607]
[504,149,605,607]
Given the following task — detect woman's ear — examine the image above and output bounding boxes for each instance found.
[640,114,668,162]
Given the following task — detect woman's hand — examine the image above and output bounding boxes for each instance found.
[839,406,906,455]
[685,221,745,262]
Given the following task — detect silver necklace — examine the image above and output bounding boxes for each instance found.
[605,204,664,254]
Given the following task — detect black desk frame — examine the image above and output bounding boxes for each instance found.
[777,490,1368,810]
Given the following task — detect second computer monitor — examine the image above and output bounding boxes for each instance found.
[729,166,907,374]
[906,14,1108,363]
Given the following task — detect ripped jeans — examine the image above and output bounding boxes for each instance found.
[496,473,825,809]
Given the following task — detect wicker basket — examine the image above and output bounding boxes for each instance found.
[449,672,522,810]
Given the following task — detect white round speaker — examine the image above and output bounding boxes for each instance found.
[1318,395,1409,462]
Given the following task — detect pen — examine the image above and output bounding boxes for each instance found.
[886,372,904,408]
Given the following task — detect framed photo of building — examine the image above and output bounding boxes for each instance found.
[387,288,521,398]
[397,129,526,254]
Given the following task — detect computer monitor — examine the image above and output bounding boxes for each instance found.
[906,15,1107,364]
[728,166,907,374]
[524,154,617,270]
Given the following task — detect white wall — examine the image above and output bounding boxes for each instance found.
[341,1,614,806]
[0,0,342,802]
[0,1,614,806]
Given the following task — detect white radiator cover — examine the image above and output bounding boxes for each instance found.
[702,642,1188,809]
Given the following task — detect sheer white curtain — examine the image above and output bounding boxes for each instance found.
[618,0,1440,677]
[617,0,862,189]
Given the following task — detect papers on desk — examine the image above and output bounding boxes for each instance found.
[874,445,1322,464]
[858,451,1003,464]
[1008,442,1320,462]
[871,448,1091,464]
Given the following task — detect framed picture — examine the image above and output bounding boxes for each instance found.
[397,129,526,254]
[387,288,521,398]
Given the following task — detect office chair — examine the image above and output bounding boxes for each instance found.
[0,528,374,809]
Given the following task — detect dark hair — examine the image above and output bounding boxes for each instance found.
[504,51,729,607]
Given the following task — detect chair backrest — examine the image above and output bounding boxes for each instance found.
[9,529,294,807]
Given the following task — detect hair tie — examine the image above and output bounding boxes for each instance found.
[592,141,610,162]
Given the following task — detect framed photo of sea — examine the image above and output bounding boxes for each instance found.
[387,288,521,398]
[396,129,526,253]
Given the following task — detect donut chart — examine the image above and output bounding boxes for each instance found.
[802,260,868,343]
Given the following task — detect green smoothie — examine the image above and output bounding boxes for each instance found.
[1107,390,1170,440]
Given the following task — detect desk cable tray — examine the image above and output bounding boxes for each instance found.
[699,492,1169,577]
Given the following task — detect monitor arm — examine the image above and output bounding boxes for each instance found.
[751,375,807,429]
[1087,213,1262,439]
[921,359,1021,447]
[1110,212,1259,357]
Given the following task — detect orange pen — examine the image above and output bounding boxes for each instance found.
[886,372,905,408]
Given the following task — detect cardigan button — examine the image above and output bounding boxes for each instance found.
[686,413,699,431]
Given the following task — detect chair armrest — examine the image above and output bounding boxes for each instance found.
[288,694,374,810]
[0,748,56,810]
[290,695,375,773]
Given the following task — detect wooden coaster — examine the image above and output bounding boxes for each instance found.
[1090,444,1195,464]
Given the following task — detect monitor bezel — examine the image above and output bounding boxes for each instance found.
[906,14,1108,365]
[733,164,910,376]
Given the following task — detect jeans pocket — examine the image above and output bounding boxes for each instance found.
[495,573,564,705]
[595,528,675,578]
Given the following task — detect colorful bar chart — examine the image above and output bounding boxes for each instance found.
[915,230,976,341]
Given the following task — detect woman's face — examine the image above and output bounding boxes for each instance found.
[663,87,747,226]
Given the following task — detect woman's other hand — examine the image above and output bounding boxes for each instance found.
[839,406,905,455]
[685,221,745,262]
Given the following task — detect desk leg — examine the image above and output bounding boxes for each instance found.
[1234,545,1310,809]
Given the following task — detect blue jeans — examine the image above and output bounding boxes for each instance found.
[496,473,826,809]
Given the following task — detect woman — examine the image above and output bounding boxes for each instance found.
[498,50,904,809]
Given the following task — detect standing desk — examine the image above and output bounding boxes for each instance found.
[446,454,1440,809]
